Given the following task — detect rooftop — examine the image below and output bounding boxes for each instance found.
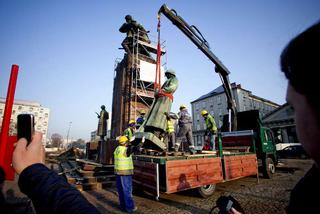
[191,82,240,103]
[191,82,280,107]
[0,97,41,107]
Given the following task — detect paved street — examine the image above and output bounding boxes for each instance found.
[83,159,313,214]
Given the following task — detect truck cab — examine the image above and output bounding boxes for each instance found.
[222,110,278,178]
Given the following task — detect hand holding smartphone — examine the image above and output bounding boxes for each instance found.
[17,114,35,145]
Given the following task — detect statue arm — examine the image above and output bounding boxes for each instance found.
[95,112,100,118]
[119,23,131,33]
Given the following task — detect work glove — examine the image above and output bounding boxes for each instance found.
[130,136,135,142]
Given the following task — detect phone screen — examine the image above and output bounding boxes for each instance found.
[226,200,233,212]
[17,114,34,144]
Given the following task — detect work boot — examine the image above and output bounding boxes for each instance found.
[174,144,180,152]
[189,146,196,155]
[128,206,138,213]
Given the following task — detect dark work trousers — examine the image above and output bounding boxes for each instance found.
[168,132,176,150]
[116,175,135,212]
[177,124,194,148]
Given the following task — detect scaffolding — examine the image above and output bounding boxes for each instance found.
[111,31,166,139]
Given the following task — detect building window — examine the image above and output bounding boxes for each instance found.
[195,103,199,110]
[217,96,221,103]
[197,124,200,131]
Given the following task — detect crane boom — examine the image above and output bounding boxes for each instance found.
[158,4,237,131]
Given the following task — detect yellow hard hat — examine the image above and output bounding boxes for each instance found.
[201,110,208,116]
[140,109,146,114]
[180,104,187,110]
[119,136,128,144]
[129,120,135,125]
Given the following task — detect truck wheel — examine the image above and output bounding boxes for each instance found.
[197,184,216,198]
[263,158,275,179]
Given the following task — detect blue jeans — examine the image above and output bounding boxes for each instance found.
[209,133,216,151]
[116,175,135,212]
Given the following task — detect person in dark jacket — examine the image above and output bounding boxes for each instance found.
[280,22,320,214]
[12,132,101,214]
[229,22,320,214]
[136,109,146,130]
[176,105,195,154]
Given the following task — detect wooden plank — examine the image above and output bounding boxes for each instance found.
[165,157,223,193]
[223,154,257,180]
[133,160,158,195]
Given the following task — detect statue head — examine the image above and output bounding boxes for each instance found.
[125,15,133,22]
[165,69,176,77]
[101,105,105,110]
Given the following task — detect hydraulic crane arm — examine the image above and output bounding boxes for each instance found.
[158,4,237,131]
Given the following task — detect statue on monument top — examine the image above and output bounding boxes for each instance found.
[96,105,109,140]
[119,15,151,55]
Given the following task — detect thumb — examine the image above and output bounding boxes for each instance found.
[14,138,28,153]
[27,132,43,151]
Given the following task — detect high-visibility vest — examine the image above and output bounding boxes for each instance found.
[124,128,133,141]
[205,114,218,133]
[166,119,175,133]
[114,146,134,175]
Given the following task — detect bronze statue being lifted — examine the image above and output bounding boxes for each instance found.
[132,69,179,151]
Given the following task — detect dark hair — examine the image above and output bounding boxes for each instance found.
[280,22,320,117]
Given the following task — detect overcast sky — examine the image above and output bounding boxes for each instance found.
[1,0,319,141]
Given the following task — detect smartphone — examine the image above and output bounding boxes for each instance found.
[17,114,35,145]
[226,200,233,213]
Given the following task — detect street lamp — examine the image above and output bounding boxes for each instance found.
[66,121,72,144]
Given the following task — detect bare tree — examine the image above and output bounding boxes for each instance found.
[70,138,86,149]
[51,133,63,148]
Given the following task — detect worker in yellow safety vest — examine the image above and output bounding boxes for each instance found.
[114,136,137,212]
[123,120,136,142]
[165,112,178,151]
[201,110,218,151]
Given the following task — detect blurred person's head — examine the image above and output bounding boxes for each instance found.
[281,22,320,164]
